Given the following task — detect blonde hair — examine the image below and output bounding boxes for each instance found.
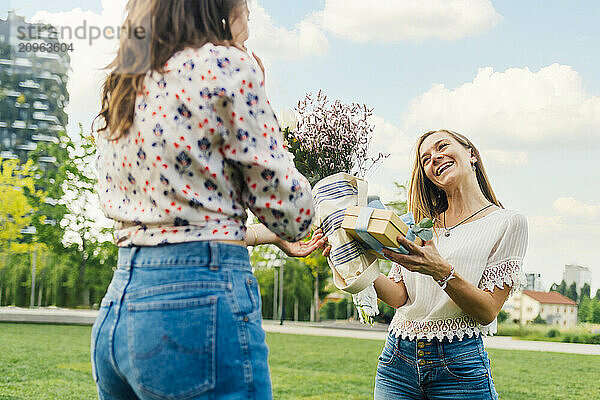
[408,129,502,225]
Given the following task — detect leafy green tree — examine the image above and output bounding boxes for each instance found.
[593,300,600,324]
[497,310,509,323]
[532,313,547,324]
[23,126,115,307]
[0,158,46,306]
[302,251,332,321]
[282,257,315,321]
[595,289,600,301]
[578,297,593,323]
[385,182,408,215]
[580,283,591,301]
[550,280,567,296]
[0,159,39,251]
[566,282,578,303]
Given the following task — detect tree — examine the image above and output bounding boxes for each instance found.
[24,127,115,307]
[0,158,45,306]
[0,159,40,250]
[580,283,591,301]
[302,251,332,322]
[566,282,578,303]
[551,280,567,296]
[385,182,408,215]
[251,243,329,322]
[596,289,600,301]
[578,297,593,323]
[593,301,600,324]
[497,310,509,323]
[532,313,546,324]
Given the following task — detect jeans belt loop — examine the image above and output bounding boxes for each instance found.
[208,241,220,271]
[129,247,140,268]
[437,339,444,361]
[119,246,139,270]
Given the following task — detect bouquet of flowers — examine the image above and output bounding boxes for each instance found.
[282,90,386,186]
[282,91,388,325]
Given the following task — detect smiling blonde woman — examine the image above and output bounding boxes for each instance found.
[371,129,528,399]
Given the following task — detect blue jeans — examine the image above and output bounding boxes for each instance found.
[374,333,499,399]
[90,241,272,400]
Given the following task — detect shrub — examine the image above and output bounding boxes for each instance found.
[497,310,509,323]
[546,329,561,338]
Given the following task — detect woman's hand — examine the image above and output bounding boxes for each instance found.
[275,228,327,258]
[381,236,452,282]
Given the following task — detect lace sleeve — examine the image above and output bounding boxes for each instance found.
[479,212,528,297]
[388,263,404,283]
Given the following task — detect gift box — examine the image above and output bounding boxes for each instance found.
[341,206,424,259]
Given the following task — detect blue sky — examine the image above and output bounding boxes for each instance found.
[5,1,600,291]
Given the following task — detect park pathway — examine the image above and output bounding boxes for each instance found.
[2,307,599,356]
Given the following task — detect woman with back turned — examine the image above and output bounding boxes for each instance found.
[91,1,322,399]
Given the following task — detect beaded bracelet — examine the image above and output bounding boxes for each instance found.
[436,264,455,290]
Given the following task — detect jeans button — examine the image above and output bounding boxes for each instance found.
[417,350,425,357]
[418,359,426,366]
[417,342,425,349]
[243,316,249,322]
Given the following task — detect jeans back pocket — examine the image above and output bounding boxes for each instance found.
[127,296,218,398]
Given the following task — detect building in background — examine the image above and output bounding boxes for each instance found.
[525,272,545,292]
[563,264,592,294]
[0,11,69,165]
[503,290,578,328]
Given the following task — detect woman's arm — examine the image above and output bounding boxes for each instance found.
[382,237,509,325]
[443,270,510,325]
[373,274,408,309]
[245,224,326,257]
[322,245,408,309]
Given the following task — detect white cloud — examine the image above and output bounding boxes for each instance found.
[365,115,414,201]
[481,150,528,169]
[247,0,329,61]
[318,0,501,42]
[31,0,127,136]
[403,64,600,150]
[525,214,600,291]
[553,197,600,220]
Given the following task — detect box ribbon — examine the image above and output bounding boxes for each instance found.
[354,199,417,256]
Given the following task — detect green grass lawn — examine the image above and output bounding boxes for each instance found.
[1,323,599,399]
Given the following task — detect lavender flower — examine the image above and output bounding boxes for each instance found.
[283,90,388,185]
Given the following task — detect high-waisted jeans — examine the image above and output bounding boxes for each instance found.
[90,241,272,400]
[374,333,499,400]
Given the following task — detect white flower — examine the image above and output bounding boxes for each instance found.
[278,109,298,131]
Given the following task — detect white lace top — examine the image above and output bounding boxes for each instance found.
[387,208,528,342]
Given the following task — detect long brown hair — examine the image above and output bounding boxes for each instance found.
[94,0,246,140]
[408,129,502,224]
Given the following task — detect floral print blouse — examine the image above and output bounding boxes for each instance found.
[96,43,314,247]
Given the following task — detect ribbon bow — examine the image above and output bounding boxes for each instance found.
[409,218,434,242]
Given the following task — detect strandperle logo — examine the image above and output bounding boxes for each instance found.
[17,20,148,46]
